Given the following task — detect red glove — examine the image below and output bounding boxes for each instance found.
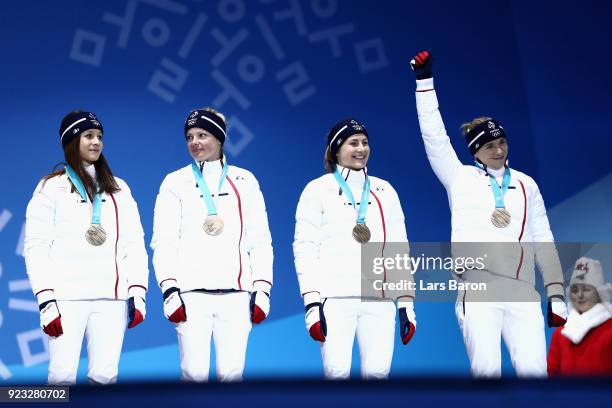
[547,296,568,327]
[163,287,187,323]
[398,300,417,345]
[40,300,63,338]
[128,296,146,329]
[410,49,433,80]
[304,292,326,342]
[250,291,270,324]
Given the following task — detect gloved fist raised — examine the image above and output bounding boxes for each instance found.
[410,49,433,80]
[250,291,270,324]
[547,295,568,327]
[304,292,326,342]
[40,300,63,338]
[163,287,187,323]
[398,300,417,345]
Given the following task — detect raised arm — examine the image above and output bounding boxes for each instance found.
[411,50,463,189]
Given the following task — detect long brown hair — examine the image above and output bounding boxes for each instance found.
[324,146,336,173]
[43,126,120,200]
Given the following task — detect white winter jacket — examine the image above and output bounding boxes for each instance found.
[293,166,412,299]
[151,158,273,293]
[24,170,149,301]
[415,78,564,297]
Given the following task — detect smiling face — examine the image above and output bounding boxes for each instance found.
[336,133,370,170]
[569,283,601,314]
[79,129,103,165]
[186,127,222,162]
[475,137,508,170]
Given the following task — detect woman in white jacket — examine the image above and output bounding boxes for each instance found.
[293,118,416,380]
[151,107,273,382]
[24,110,149,385]
[410,50,568,378]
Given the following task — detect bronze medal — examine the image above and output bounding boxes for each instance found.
[491,208,511,228]
[203,215,224,236]
[352,223,371,244]
[85,224,107,246]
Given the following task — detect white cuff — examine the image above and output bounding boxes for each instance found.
[160,279,178,293]
[303,291,321,307]
[253,280,272,293]
[546,283,565,299]
[36,290,55,306]
[128,286,147,299]
[397,299,414,310]
[416,78,434,91]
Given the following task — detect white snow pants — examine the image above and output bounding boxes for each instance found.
[320,297,396,380]
[175,291,252,382]
[47,300,127,385]
[455,298,547,378]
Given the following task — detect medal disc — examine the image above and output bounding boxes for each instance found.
[352,223,371,244]
[203,215,224,236]
[85,224,107,246]
[491,208,511,228]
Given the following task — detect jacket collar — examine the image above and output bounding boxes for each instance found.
[84,163,96,179]
[336,164,367,187]
[196,157,225,177]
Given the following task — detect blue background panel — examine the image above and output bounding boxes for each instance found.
[0,0,611,383]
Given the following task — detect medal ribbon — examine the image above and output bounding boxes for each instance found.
[332,167,370,225]
[191,160,229,216]
[475,162,511,209]
[65,165,102,225]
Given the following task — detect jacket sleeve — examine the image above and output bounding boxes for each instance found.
[415,78,463,189]
[116,179,149,297]
[527,179,565,298]
[382,182,415,301]
[243,173,273,293]
[547,328,562,376]
[150,175,181,291]
[293,181,323,296]
[23,180,56,298]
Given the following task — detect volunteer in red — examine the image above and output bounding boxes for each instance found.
[411,50,568,378]
[24,110,149,385]
[293,118,416,380]
[548,257,612,376]
[151,108,273,382]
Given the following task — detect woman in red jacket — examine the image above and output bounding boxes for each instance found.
[548,257,612,376]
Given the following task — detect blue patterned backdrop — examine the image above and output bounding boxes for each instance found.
[0,0,611,383]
